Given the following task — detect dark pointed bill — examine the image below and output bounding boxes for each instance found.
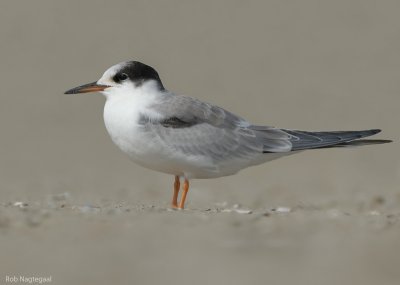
[64,81,110,94]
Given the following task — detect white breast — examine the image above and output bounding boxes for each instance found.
[103,82,190,176]
[103,97,139,154]
[104,100,187,176]
[103,82,160,154]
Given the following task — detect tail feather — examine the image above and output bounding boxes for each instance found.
[283,129,391,151]
[325,139,392,148]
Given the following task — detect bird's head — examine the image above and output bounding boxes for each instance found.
[64,61,165,98]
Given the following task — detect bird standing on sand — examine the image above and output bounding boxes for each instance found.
[65,61,391,209]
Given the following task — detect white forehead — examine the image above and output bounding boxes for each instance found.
[97,61,129,85]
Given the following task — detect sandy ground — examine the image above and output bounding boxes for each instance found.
[1,1,399,284]
[1,195,400,285]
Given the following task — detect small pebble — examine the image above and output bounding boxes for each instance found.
[233,209,252,214]
[13,202,28,208]
[271,207,291,213]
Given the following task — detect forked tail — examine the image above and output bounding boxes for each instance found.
[283,129,392,151]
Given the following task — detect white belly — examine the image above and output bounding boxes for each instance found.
[104,124,221,178]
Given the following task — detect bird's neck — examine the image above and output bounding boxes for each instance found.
[103,81,168,129]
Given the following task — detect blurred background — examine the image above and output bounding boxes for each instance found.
[0,1,399,285]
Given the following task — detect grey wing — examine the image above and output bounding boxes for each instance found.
[145,94,390,156]
[145,94,292,161]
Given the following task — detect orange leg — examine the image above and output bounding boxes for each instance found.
[171,176,180,208]
[178,179,189,209]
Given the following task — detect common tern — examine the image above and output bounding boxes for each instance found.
[65,61,391,209]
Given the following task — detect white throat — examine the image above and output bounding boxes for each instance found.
[102,80,166,153]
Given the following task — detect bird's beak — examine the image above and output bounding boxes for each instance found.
[64,81,110,94]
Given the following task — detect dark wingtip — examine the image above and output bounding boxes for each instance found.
[341,139,393,147]
[370,129,381,135]
[368,139,393,144]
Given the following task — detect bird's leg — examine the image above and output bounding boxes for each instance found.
[171,176,180,208]
[178,179,189,209]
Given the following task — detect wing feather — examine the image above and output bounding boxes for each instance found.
[143,94,292,164]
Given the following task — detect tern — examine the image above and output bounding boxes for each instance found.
[65,61,391,209]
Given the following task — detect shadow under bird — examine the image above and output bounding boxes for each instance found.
[64,61,391,209]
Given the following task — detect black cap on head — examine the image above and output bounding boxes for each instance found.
[113,61,164,90]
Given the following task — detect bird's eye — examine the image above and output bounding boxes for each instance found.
[114,73,128,82]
